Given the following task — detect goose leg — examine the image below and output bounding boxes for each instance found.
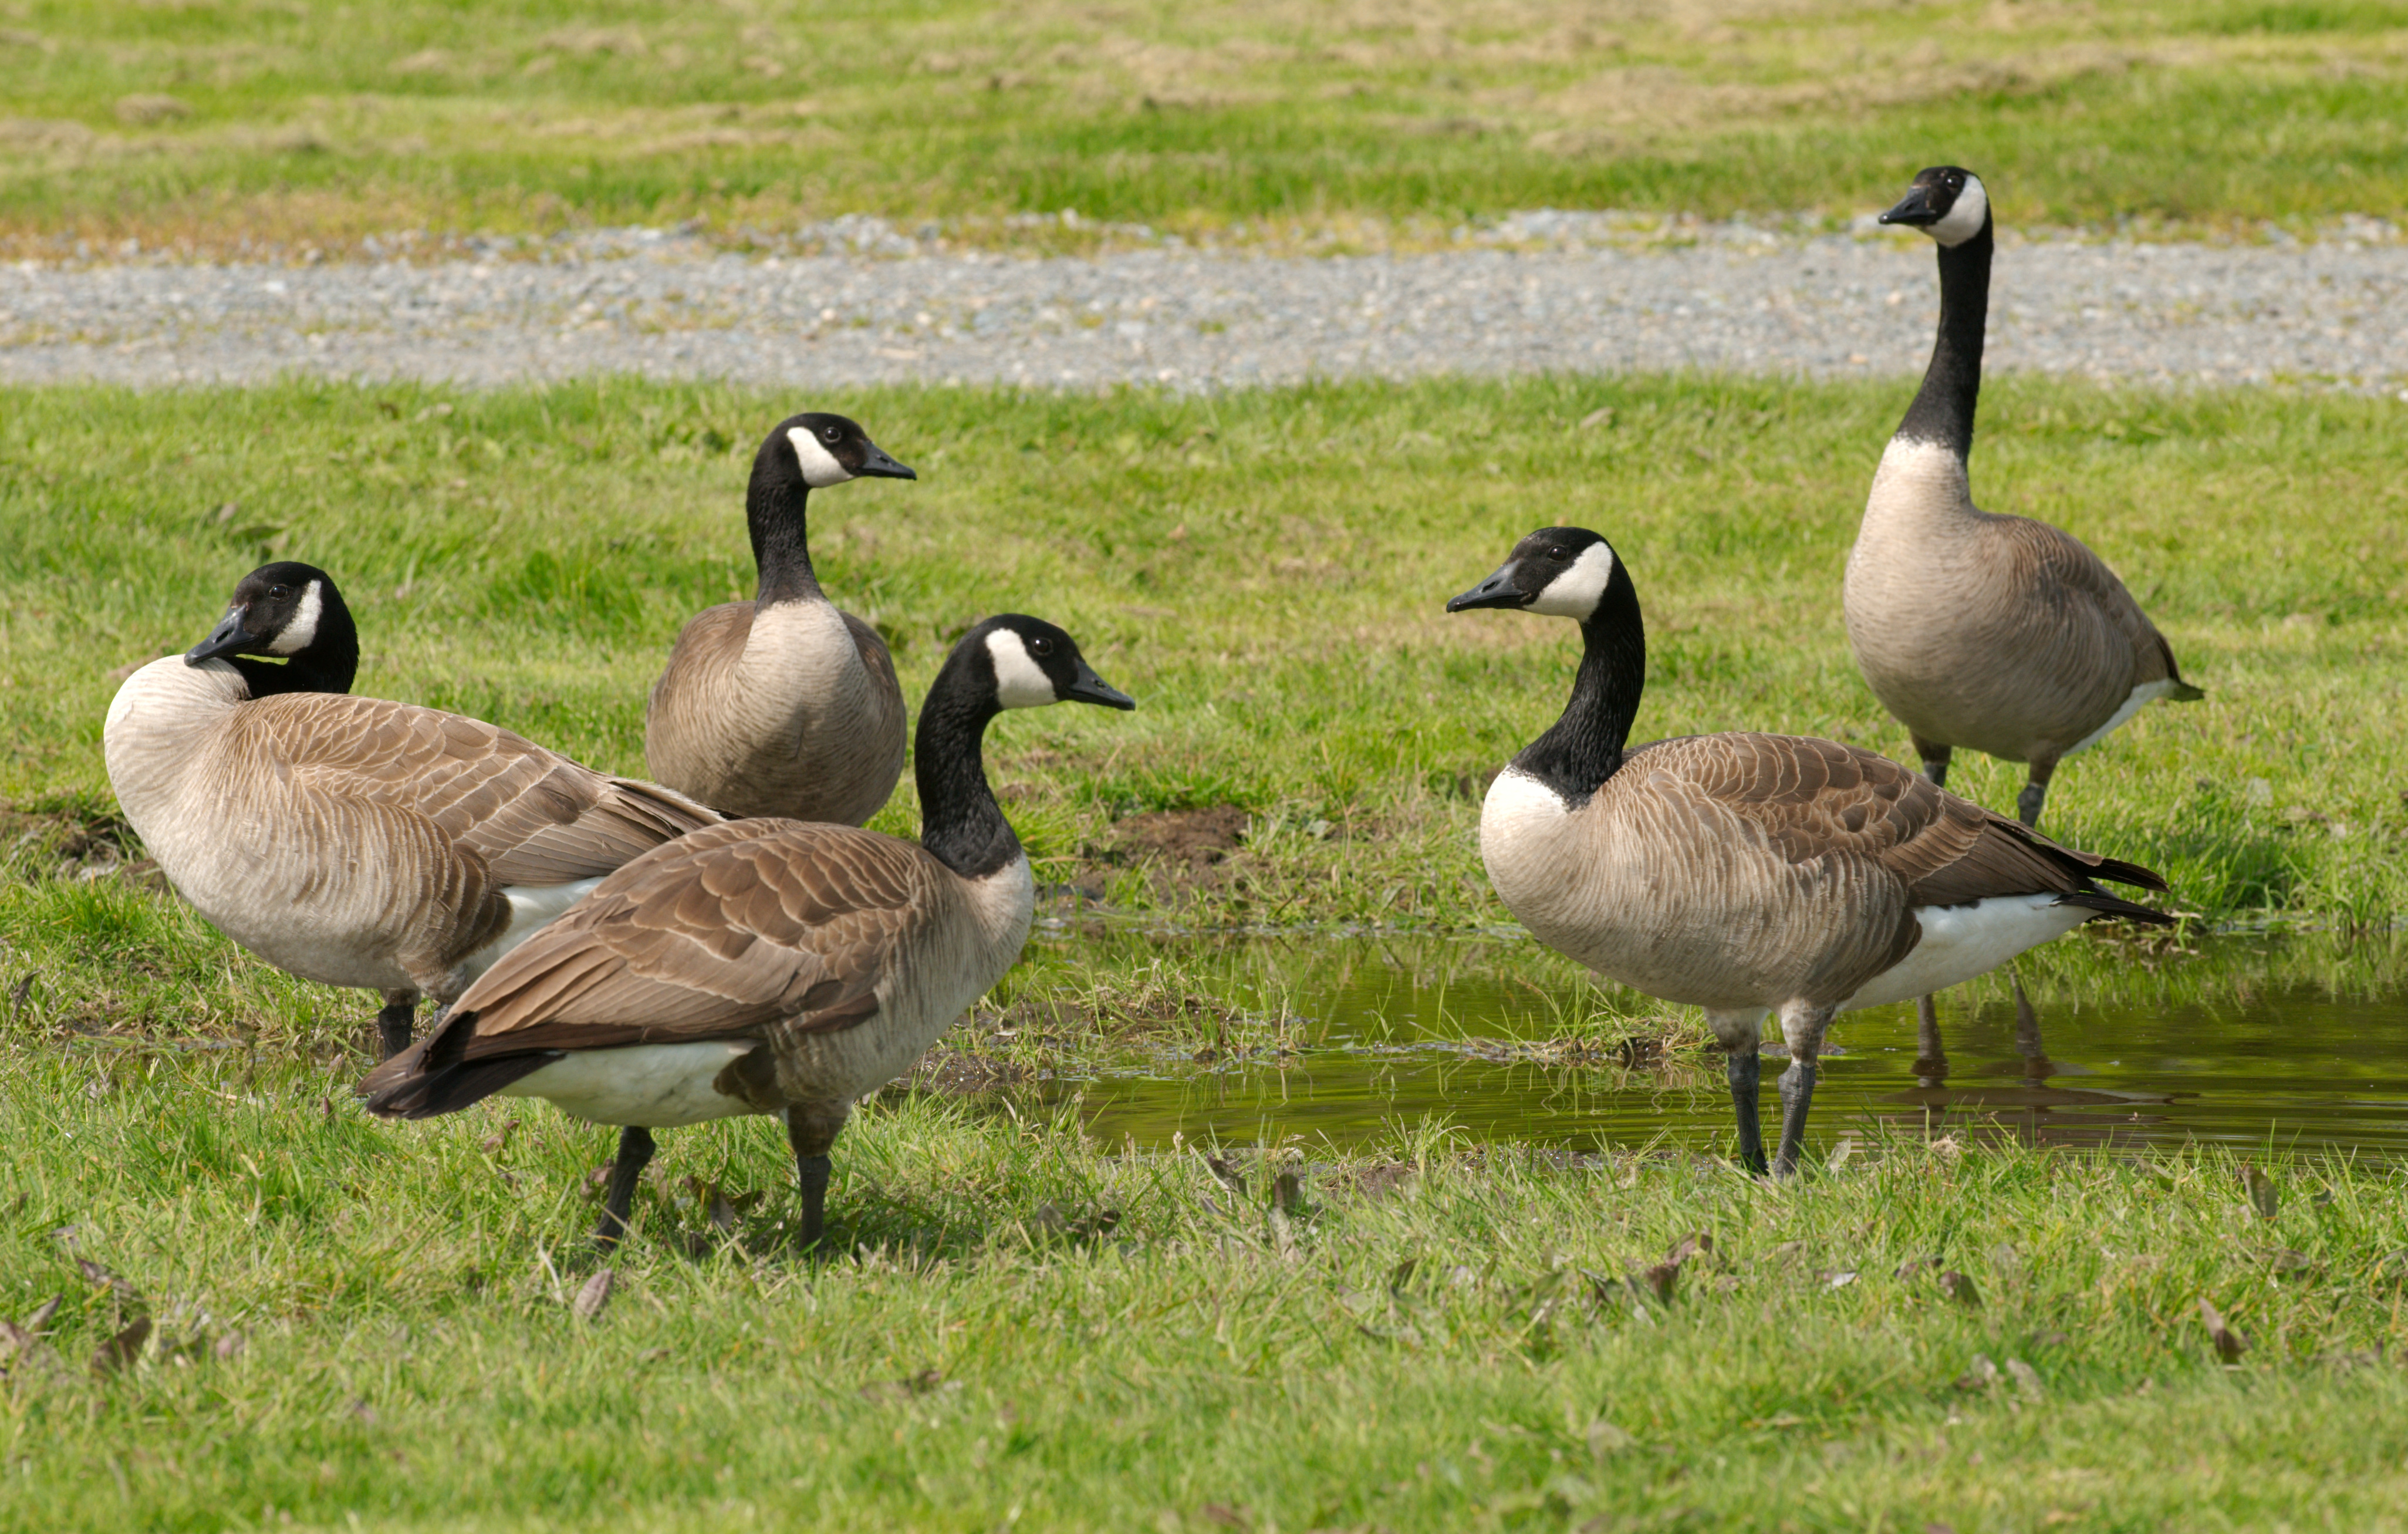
[1772,1002,1836,1180]
[1704,1010,1768,1176]
[1903,743,1953,1085]
[1909,735,1952,789]
[374,990,417,1059]
[2010,967,2052,1081]
[593,1126,656,1249]
[1913,993,1948,1085]
[786,1104,853,1253]
[2016,754,2060,830]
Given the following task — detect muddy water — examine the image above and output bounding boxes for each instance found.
[1029,930,2408,1158]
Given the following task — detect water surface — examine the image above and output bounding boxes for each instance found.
[1020,928,2408,1158]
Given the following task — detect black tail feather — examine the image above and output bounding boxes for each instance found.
[2084,854,2169,894]
[2057,890,2177,927]
[357,1004,560,1120]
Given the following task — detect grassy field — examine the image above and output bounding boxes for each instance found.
[7,373,2407,956]
[5,370,2408,1528]
[3,0,2406,255]
[6,1044,2408,1532]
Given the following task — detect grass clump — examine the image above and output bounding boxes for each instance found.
[4,1047,2407,1531]
[1,1,2404,254]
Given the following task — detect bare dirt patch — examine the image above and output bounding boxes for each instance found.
[1103,804,1250,875]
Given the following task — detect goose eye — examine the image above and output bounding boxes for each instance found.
[823,427,841,443]
[1028,636,1056,659]
[1546,546,1568,561]
[269,586,289,601]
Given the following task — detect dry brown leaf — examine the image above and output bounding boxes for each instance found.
[572,1268,614,1323]
[1938,1271,1981,1309]
[480,1119,521,1158]
[90,1316,151,1375]
[21,1296,59,1333]
[2241,1163,2279,1221]
[1198,1504,1249,1529]
[1271,1169,1305,1214]
[75,1256,140,1302]
[1666,1231,1713,1266]
[2198,1296,2248,1363]
[213,1331,246,1361]
[1640,1260,1679,1303]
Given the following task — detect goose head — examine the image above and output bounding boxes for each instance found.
[972,615,1137,712]
[187,561,354,668]
[760,412,917,493]
[1447,527,1621,623]
[1879,165,1990,249]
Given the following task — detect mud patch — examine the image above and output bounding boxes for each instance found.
[1101,804,1249,877]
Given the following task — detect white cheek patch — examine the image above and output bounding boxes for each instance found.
[268,581,323,655]
[1526,542,1616,619]
[788,427,853,489]
[985,630,1058,710]
[1930,177,1989,247]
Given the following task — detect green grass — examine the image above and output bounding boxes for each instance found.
[8,372,2408,1526]
[6,374,2407,949]
[6,1044,2408,1532]
[3,0,2406,254]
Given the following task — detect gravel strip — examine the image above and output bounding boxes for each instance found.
[4,225,2405,393]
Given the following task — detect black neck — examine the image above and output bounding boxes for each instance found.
[1894,216,1992,459]
[913,653,1020,880]
[747,464,822,608]
[227,606,359,698]
[1511,564,1646,805]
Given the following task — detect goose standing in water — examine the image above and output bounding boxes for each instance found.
[1845,166,2200,1076]
[104,563,719,1057]
[1451,528,2172,1176]
[646,412,917,825]
[362,616,1136,1248]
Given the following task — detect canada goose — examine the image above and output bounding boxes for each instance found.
[1448,527,2172,1176]
[1846,166,2203,831]
[104,562,720,1058]
[360,615,1136,1249]
[645,412,917,825]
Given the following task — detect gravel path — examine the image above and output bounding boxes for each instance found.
[5,221,2404,392]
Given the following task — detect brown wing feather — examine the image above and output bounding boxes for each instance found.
[1995,515,2193,695]
[1663,733,2164,907]
[441,819,940,1061]
[250,693,717,884]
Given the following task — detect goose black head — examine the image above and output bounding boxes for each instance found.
[1447,527,1621,623]
[187,562,346,663]
[758,412,917,491]
[1879,165,1991,249]
[971,615,1137,712]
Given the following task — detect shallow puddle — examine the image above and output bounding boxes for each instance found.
[1021,928,2408,1158]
